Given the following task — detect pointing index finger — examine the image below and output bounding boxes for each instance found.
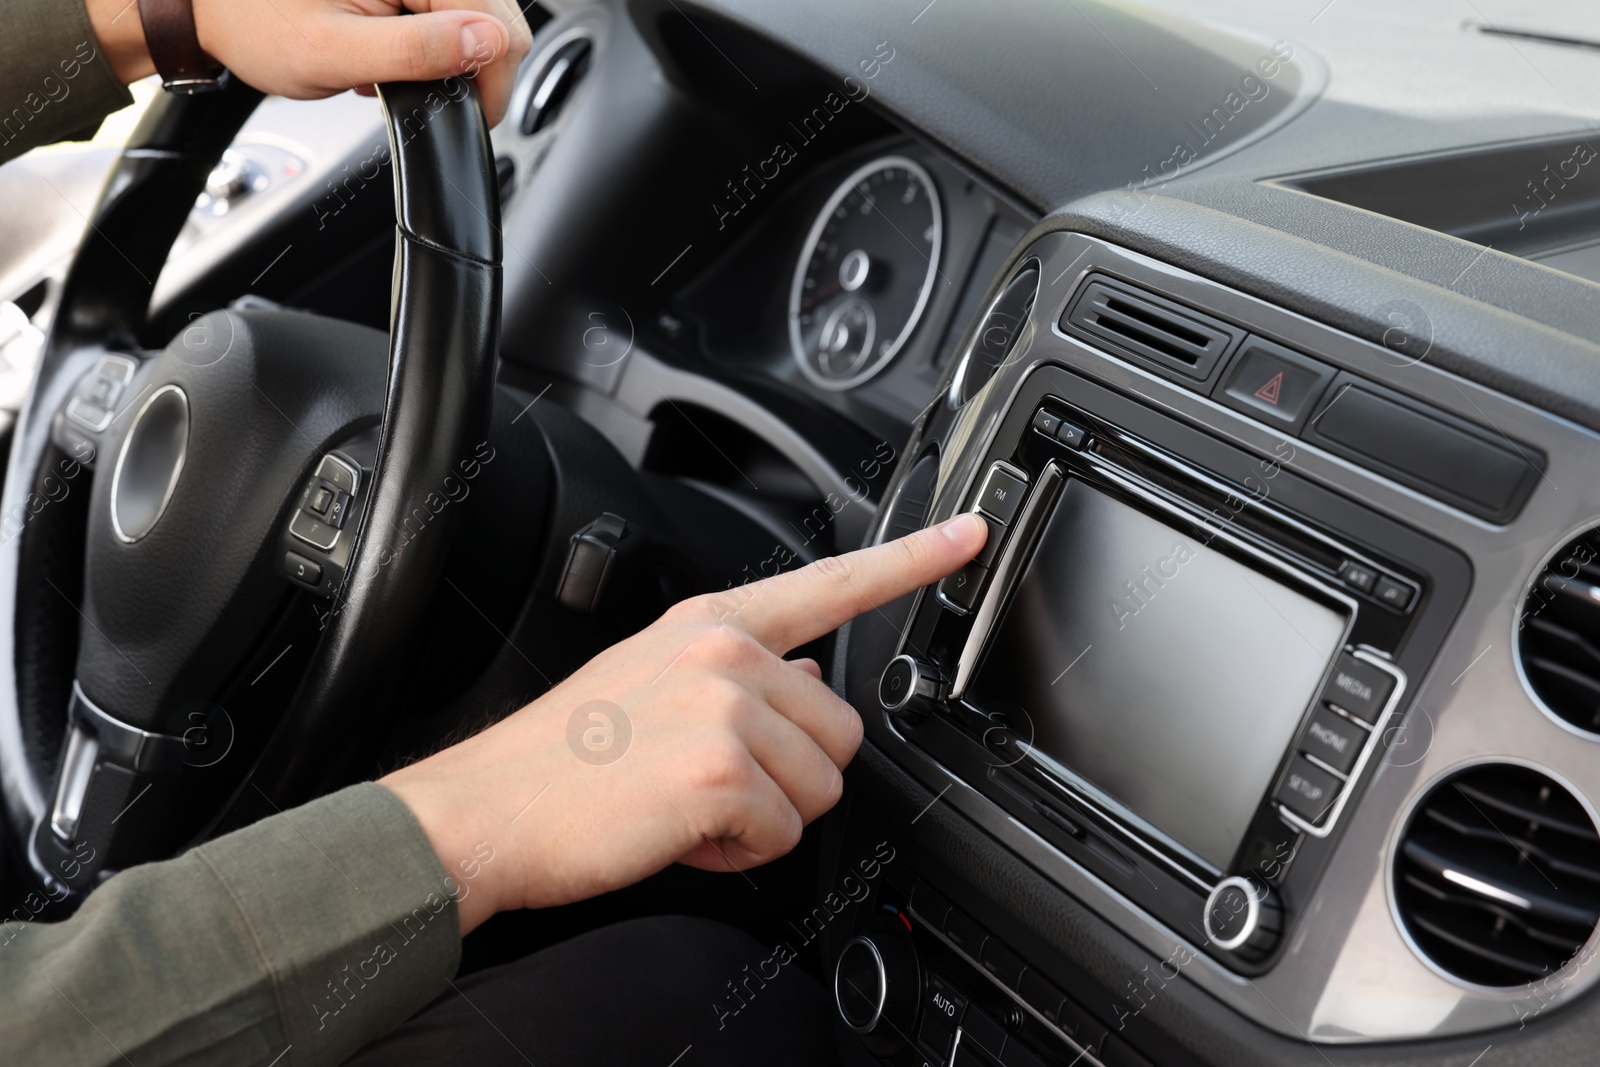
[735,514,987,654]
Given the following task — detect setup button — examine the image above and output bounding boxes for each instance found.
[1276,756,1342,824]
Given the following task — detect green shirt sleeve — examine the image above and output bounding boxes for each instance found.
[0,0,135,168]
[0,783,463,1066]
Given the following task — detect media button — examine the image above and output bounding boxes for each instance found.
[1300,706,1364,774]
[1319,654,1396,724]
[1275,757,1341,823]
[975,465,1027,525]
[1031,408,1064,438]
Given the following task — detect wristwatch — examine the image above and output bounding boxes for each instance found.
[136,0,228,94]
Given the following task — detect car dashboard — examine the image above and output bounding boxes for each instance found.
[8,2,1600,1066]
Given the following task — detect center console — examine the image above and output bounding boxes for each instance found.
[825,229,1497,1063]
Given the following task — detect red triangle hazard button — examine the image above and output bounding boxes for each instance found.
[1253,371,1284,406]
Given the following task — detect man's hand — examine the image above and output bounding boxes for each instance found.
[85,0,534,127]
[380,513,988,934]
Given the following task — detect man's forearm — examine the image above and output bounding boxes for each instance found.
[0,784,461,1066]
[0,0,134,168]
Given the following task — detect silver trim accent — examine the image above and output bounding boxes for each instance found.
[511,26,595,135]
[789,156,942,391]
[947,461,1062,689]
[833,934,888,1034]
[316,452,361,498]
[1441,869,1532,910]
[1278,649,1406,840]
[48,726,97,841]
[109,384,189,544]
[1512,521,1600,742]
[1204,876,1263,951]
[947,258,1041,411]
[879,654,942,712]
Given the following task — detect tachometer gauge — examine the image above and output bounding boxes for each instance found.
[789,157,941,390]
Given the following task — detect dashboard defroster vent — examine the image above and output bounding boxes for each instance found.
[1394,764,1600,987]
[1519,528,1600,733]
[1061,275,1243,387]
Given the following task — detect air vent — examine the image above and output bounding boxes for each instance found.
[1519,528,1600,733]
[519,34,593,137]
[1394,763,1600,987]
[949,260,1039,408]
[1061,276,1243,386]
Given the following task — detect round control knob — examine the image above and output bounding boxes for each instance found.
[1203,876,1283,962]
[879,654,944,713]
[834,935,888,1033]
[832,918,919,1052]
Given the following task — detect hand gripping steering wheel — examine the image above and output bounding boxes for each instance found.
[0,77,499,899]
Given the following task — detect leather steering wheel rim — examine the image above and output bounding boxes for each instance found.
[0,77,500,897]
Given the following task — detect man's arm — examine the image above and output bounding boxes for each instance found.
[0,784,461,1066]
[0,0,536,171]
[2,516,985,1066]
[0,0,133,167]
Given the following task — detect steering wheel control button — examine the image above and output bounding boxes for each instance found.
[315,453,360,495]
[974,513,1006,566]
[65,354,138,432]
[1215,339,1336,431]
[974,464,1027,525]
[1275,756,1342,823]
[1300,706,1365,774]
[284,551,323,588]
[938,560,988,614]
[1319,653,1395,724]
[1373,574,1417,612]
[1337,559,1378,592]
[307,485,334,516]
[289,511,339,551]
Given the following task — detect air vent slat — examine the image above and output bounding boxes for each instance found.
[1520,531,1600,734]
[1060,276,1243,386]
[1402,839,1600,926]
[1395,764,1600,987]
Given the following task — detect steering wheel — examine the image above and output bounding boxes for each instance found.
[0,78,500,899]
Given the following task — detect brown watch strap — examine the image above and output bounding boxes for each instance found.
[136,0,227,93]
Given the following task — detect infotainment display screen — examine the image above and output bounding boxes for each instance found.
[970,479,1349,870]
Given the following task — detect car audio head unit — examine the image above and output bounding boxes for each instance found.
[880,363,1421,973]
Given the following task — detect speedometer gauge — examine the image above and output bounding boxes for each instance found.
[789,157,942,390]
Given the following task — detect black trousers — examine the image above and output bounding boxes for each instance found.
[348,915,842,1066]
